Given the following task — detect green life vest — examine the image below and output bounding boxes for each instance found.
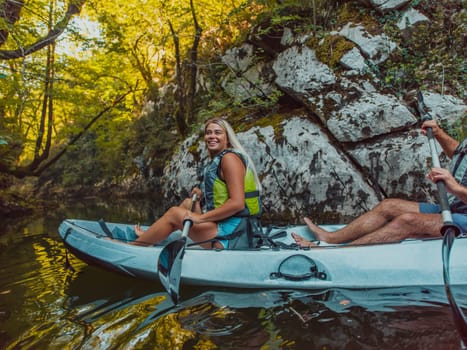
[202,149,261,217]
[448,138,467,213]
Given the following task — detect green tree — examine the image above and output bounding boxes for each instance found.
[0,0,259,188]
[0,0,139,181]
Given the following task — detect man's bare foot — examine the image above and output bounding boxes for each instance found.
[134,224,145,237]
[291,232,319,248]
[303,217,330,242]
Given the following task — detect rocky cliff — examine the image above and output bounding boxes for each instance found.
[159,0,466,223]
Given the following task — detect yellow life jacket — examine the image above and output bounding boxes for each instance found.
[202,149,261,217]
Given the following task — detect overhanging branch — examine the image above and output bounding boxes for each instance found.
[0,0,86,59]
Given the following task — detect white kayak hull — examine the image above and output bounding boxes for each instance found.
[58,219,467,289]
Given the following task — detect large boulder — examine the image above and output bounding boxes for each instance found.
[327,92,417,142]
[162,116,382,223]
[158,2,466,224]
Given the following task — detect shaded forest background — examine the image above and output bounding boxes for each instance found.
[0,0,465,218]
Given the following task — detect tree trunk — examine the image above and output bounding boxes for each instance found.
[0,92,131,178]
[187,0,202,126]
[168,20,188,137]
[0,0,25,46]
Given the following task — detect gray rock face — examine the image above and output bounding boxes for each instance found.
[340,47,369,75]
[273,46,336,95]
[221,44,279,103]
[222,44,255,73]
[397,8,429,30]
[348,131,441,200]
[339,23,397,64]
[357,0,410,13]
[247,118,381,220]
[327,93,417,142]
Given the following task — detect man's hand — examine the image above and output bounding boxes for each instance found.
[421,120,441,136]
[421,120,459,158]
[427,167,460,195]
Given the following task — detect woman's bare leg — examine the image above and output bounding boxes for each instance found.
[134,197,200,238]
[134,206,220,248]
[133,206,186,245]
[188,222,221,249]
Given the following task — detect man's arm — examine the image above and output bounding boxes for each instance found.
[453,184,467,204]
[428,167,467,203]
[421,120,459,158]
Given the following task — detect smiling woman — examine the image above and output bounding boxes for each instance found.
[133,118,262,249]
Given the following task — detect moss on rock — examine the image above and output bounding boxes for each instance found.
[314,35,355,69]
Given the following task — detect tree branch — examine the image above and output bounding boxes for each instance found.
[32,91,131,176]
[0,91,131,178]
[0,0,86,59]
[187,0,202,126]
[0,0,25,46]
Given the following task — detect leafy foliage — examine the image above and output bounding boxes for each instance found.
[370,0,466,97]
[0,0,465,200]
[39,0,259,190]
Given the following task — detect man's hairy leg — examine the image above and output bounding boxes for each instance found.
[307,199,421,244]
[351,212,444,245]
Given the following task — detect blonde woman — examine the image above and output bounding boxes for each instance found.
[134,118,262,248]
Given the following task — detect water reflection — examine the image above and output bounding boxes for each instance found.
[1,199,466,349]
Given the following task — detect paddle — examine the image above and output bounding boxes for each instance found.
[417,92,467,345]
[157,193,198,305]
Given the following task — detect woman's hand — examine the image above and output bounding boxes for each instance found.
[184,211,203,224]
[191,187,202,199]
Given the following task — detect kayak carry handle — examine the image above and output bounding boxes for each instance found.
[270,254,327,281]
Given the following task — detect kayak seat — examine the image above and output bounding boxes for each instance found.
[220,216,264,249]
[111,226,138,242]
[206,218,305,250]
[189,217,265,250]
[98,219,114,238]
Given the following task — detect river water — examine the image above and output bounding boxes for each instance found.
[1,198,466,349]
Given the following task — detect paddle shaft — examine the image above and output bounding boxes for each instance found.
[432,127,467,344]
[419,92,467,345]
[181,193,198,238]
[157,192,198,305]
[424,126,454,224]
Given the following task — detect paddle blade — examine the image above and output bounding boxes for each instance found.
[157,237,187,304]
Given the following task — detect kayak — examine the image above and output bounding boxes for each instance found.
[58,218,467,289]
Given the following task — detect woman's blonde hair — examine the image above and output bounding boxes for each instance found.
[204,118,262,191]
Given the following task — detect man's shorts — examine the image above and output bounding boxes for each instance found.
[419,202,467,234]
